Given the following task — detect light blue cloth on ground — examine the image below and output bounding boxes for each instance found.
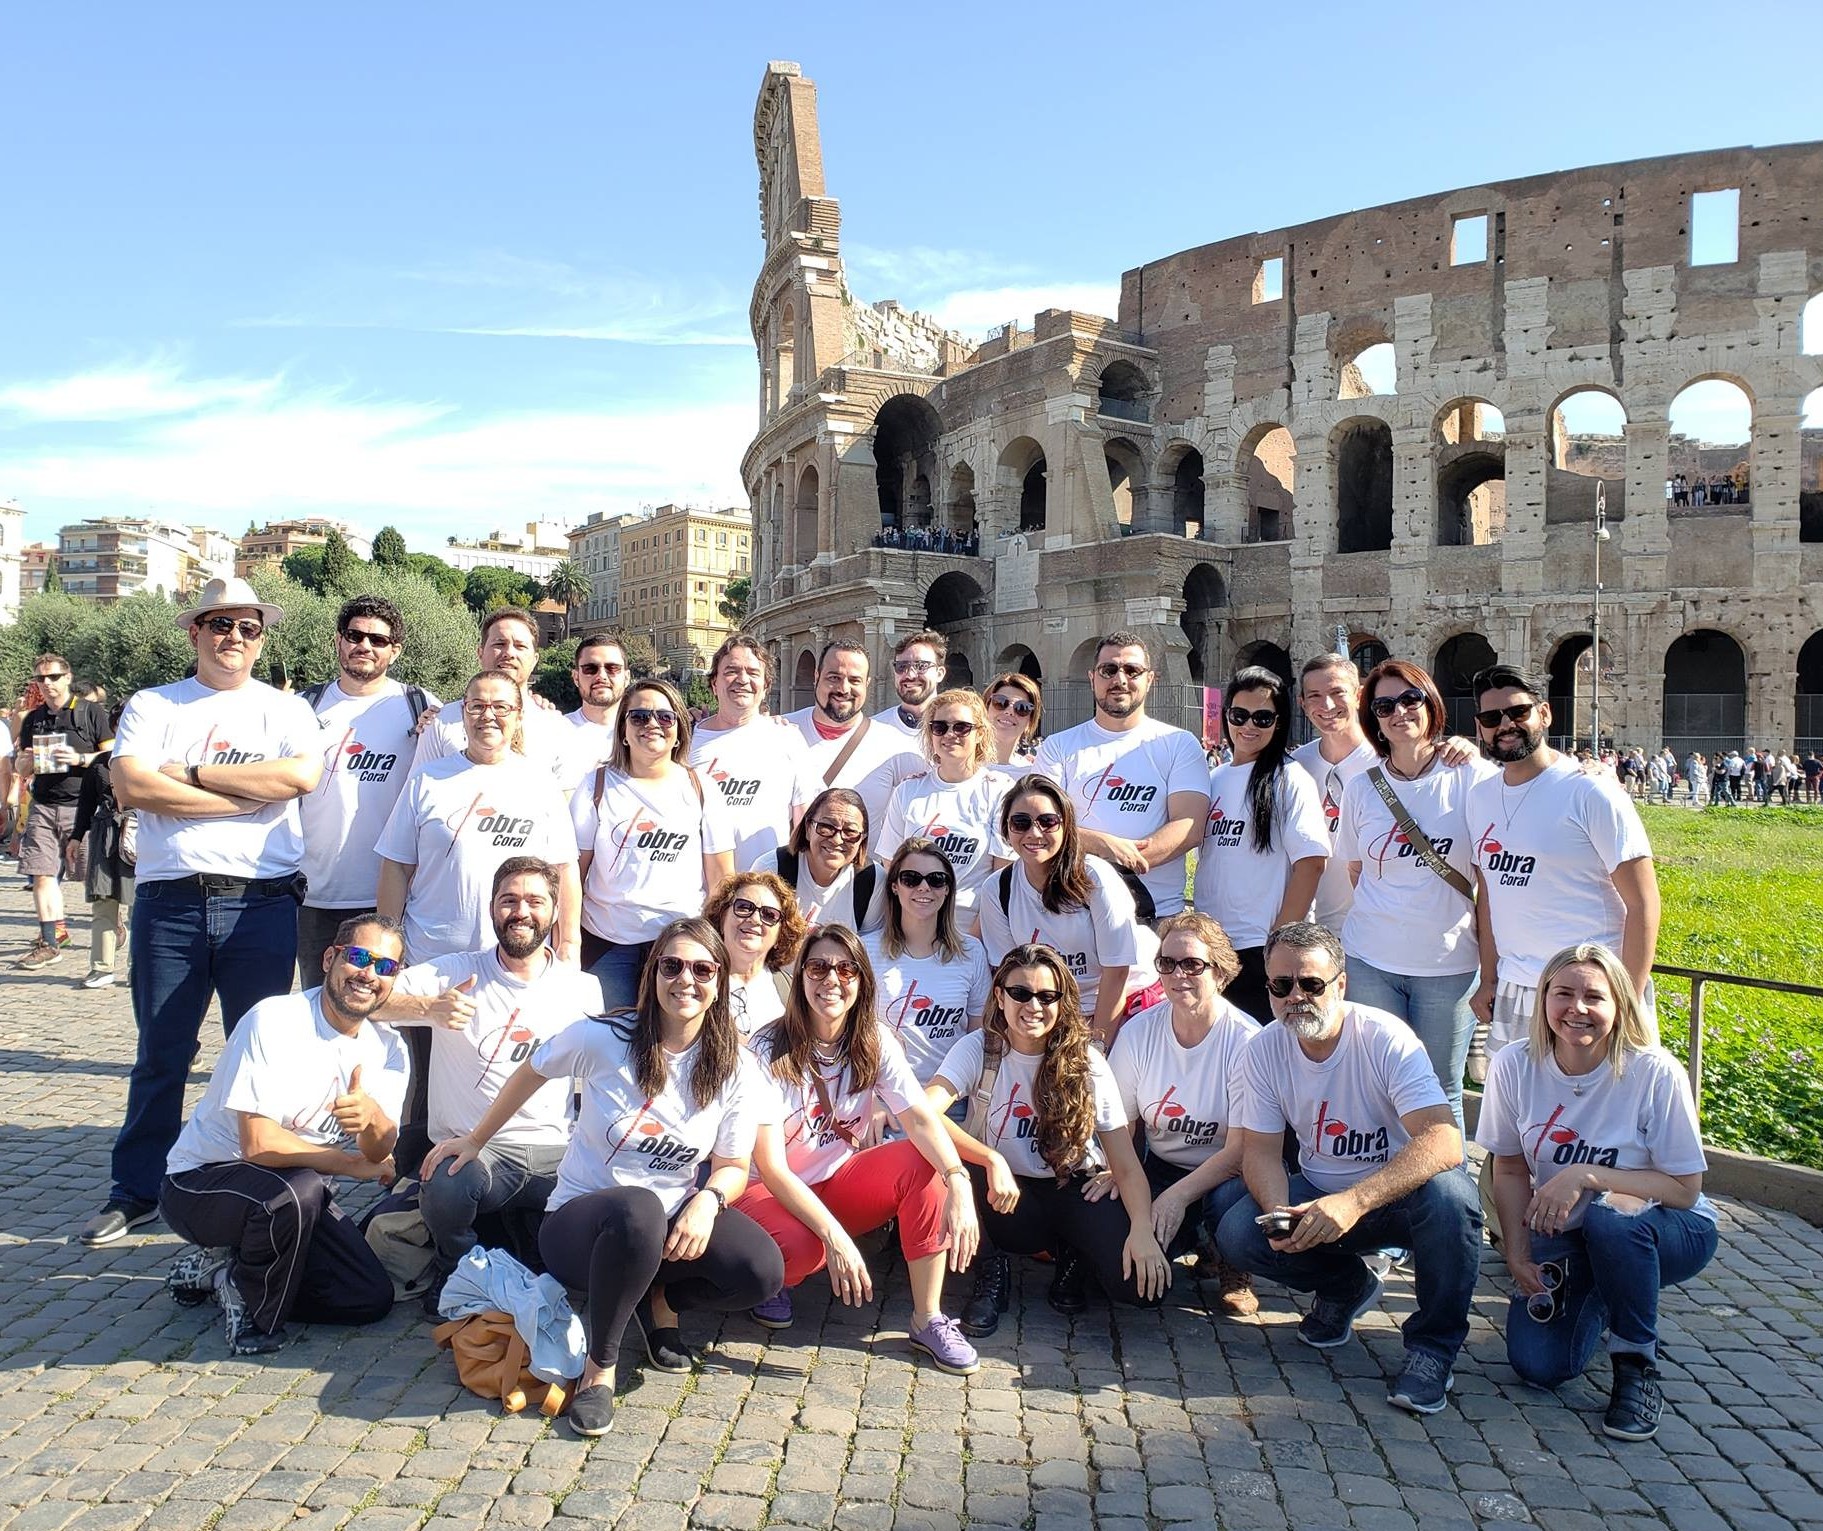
[436,1245,585,1384]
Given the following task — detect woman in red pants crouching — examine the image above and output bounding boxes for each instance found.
[737,923,982,1373]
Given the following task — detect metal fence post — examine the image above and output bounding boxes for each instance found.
[1688,975,1706,1110]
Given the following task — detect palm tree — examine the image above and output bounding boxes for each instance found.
[543,559,592,640]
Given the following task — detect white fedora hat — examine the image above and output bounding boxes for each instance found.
[175,575,285,630]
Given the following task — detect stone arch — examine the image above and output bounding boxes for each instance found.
[1333,416,1394,553]
[1337,335,1395,400]
[1434,398,1507,546]
[1233,639,1293,688]
[1803,293,1823,356]
[1097,359,1152,423]
[1797,629,1823,752]
[1349,634,1391,674]
[1803,387,1823,543]
[925,570,987,634]
[945,462,977,536]
[793,464,820,565]
[1000,436,1048,533]
[776,300,797,406]
[1545,632,1616,749]
[1238,423,1296,542]
[792,647,817,712]
[1104,436,1146,530]
[1067,635,1106,678]
[1663,628,1747,758]
[1180,563,1227,687]
[1156,442,1207,538]
[1547,386,1628,524]
[995,643,1042,681]
[873,393,944,532]
[1667,377,1754,510]
[1433,631,1499,736]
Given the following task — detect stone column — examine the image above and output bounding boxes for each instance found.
[1204,466,1248,544]
[1751,410,1804,596]
[1498,412,1548,596]
[1622,411,1672,595]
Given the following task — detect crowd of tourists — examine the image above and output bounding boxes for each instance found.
[4,576,1715,1446]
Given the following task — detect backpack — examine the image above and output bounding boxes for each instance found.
[776,846,876,928]
[300,680,431,729]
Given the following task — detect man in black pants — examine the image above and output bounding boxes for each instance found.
[159,914,409,1356]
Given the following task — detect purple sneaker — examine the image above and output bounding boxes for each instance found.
[908,1312,980,1375]
[751,1288,793,1330]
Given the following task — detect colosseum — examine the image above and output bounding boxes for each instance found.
[741,61,1823,758]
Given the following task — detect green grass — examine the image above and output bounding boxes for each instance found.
[1641,804,1823,1168]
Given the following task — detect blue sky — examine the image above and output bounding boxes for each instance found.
[3,2,1818,550]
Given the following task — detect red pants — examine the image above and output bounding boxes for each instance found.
[738,1139,948,1287]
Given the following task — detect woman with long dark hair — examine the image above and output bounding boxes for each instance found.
[1192,666,1328,1020]
[423,918,783,1439]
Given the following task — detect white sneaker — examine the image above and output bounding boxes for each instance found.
[80,970,118,990]
[1466,1022,1491,1085]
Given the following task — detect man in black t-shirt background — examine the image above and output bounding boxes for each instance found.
[14,652,110,970]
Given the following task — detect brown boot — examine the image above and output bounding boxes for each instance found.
[1215,1258,1258,1318]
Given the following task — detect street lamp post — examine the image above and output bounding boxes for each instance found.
[1590,481,1611,752]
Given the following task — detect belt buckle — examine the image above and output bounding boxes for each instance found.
[197,874,245,897]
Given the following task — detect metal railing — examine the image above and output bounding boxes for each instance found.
[1651,962,1823,1112]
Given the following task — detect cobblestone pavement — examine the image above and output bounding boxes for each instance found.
[2,878,1820,1530]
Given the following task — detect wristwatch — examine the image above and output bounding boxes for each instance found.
[186,764,202,787]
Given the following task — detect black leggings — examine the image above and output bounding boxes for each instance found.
[969,1165,1160,1308]
[539,1186,784,1366]
[1226,946,1271,1026]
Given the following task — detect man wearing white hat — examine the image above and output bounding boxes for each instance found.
[79,577,325,1249]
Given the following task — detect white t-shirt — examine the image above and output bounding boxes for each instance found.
[301,681,432,909]
[1476,1042,1713,1231]
[532,1019,760,1216]
[1109,998,1260,1169]
[873,705,923,739]
[571,765,735,944]
[1466,758,1653,987]
[1191,759,1331,948]
[561,709,618,792]
[752,849,885,933]
[749,1024,925,1186]
[877,770,1012,913]
[1034,715,1210,917]
[166,991,410,1175]
[1292,739,1377,930]
[415,698,590,790]
[375,755,578,962]
[1236,1003,1447,1193]
[689,716,814,870]
[1336,757,1498,976]
[111,677,320,882]
[977,858,1158,1018]
[934,1030,1127,1178]
[389,948,603,1146]
[862,931,993,1085]
[728,969,789,1039]
[787,708,916,799]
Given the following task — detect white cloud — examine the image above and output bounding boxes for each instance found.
[925,283,1123,337]
[0,356,281,422]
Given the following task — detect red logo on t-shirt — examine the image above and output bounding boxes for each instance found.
[1525,1104,1620,1167]
[1477,822,1537,881]
[990,1085,1036,1141]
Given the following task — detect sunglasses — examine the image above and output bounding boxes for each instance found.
[893,659,938,675]
[1003,983,1062,1007]
[988,695,1035,717]
[657,955,719,982]
[1008,811,1064,833]
[1476,702,1538,728]
[811,820,864,844]
[1369,688,1427,719]
[35,671,69,682]
[1095,662,1147,681]
[1266,973,1339,999]
[929,719,975,737]
[1156,956,1215,978]
[627,708,678,730]
[1227,706,1278,730]
[730,897,783,928]
[340,629,394,648]
[203,616,265,641]
[339,945,401,977]
[1525,1259,1567,1323]
[804,957,862,982]
[578,661,626,676]
[893,868,952,889]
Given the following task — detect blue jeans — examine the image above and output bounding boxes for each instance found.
[588,938,653,1012]
[1343,957,1477,1134]
[112,876,301,1205]
[1142,1149,1250,1259]
[419,1141,565,1281]
[1505,1199,1718,1384]
[1216,1168,1483,1363]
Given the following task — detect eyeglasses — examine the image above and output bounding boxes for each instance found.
[657,955,720,982]
[1475,703,1538,728]
[1524,1259,1567,1322]
[340,628,395,648]
[804,957,862,983]
[1003,983,1062,1007]
[730,897,783,928]
[35,671,68,682]
[627,708,678,730]
[1227,707,1278,730]
[339,945,401,977]
[464,701,520,717]
[203,616,265,641]
[893,869,952,889]
[893,659,939,675]
[1008,811,1064,833]
[929,719,975,737]
[988,695,1035,717]
[578,661,625,676]
[1095,662,1147,681]
[1266,973,1339,999]
[811,820,864,844]
[1156,956,1215,978]
[1369,688,1427,719]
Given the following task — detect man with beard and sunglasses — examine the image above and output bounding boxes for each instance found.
[563,634,631,788]
[1216,922,1480,1416]
[874,630,946,738]
[1463,666,1659,1080]
[158,914,410,1357]
[378,858,603,1313]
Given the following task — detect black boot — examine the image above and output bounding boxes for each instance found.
[1047,1248,1089,1316]
[1603,1353,1663,1441]
[961,1253,1011,1337]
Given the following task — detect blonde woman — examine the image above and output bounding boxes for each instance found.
[1476,942,1716,1443]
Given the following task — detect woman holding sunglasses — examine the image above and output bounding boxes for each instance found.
[572,678,735,1010]
[1335,659,1497,1127]
[738,927,981,1372]
[877,690,1012,931]
[702,871,806,1038]
[1192,666,1328,1022]
[423,918,783,1438]
[863,840,993,1090]
[928,946,1171,1337]
[1475,943,1715,1443]
[983,672,1043,771]
[980,774,1159,1049]
[754,787,884,933]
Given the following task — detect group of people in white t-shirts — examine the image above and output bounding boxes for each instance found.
[130,596,1714,1446]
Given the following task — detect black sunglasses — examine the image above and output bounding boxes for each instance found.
[988,695,1035,717]
[340,628,395,648]
[730,897,783,928]
[1156,956,1215,978]
[811,820,864,844]
[627,708,678,730]
[203,616,265,641]
[1007,811,1064,833]
[893,869,952,889]
[929,719,975,737]
[578,661,625,676]
[1475,702,1538,728]
[1369,688,1427,719]
[1095,662,1147,680]
[1003,983,1062,1006]
[657,955,719,982]
[1227,706,1278,730]
[1266,973,1339,999]
[339,945,401,977]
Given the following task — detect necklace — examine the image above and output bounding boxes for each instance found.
[1385,751,1433,782]
[1501,772,1544,832]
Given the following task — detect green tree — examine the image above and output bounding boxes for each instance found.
[247,570,340,690]
[405,551,467,603]
[717,575,751,626]
[532,638,580,712]
[614,630,660,678]
[0,591,107,702]
[41,562,64,596]
[372,525,408,569]
[320,528,362,595]
[281,544,327,591]
[543,559,591,639]
[88,590,197,695]
[462,564,539,615]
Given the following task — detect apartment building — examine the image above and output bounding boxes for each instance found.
[615,504,752,671]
